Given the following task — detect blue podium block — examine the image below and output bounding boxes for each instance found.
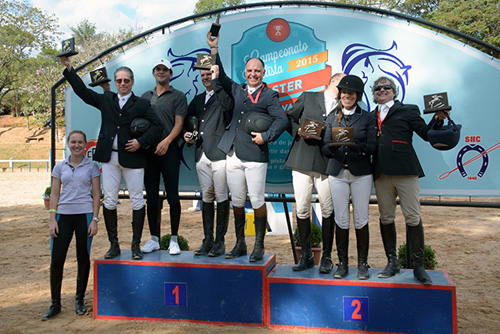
[94,250,275,326]
[266,265,457,333]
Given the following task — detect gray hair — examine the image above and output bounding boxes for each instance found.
[114,66,134,81]
[372,76,398,102]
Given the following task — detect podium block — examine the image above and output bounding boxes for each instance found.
[94,250,275,326]
[266,265,457,333]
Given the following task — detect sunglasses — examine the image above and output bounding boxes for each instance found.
[115,78,131,84]
[374,85,393,92]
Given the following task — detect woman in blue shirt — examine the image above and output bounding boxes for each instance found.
[42,130,101,320]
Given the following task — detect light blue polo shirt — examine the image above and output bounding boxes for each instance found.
[52,156,101,215]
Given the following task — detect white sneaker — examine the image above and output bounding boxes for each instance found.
[168,239,181,255]
[141,239,160,253]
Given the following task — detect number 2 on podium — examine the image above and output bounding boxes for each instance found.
[343,296,369,322]
[164,282,187,307]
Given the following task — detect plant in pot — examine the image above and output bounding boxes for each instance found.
[160,234,190,252]
[293,222,322,265]
[397,243,437,270]
[42,186,51,210]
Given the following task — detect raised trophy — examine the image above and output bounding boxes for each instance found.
[423,92,452,114]
[194,54,215,70]
[57,38,78,57]
[298,117,324,140]
[210,13,221,37]
[329,127,355,146]
[89,67,111,87]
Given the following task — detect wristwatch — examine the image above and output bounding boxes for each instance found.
[92,217,99,223]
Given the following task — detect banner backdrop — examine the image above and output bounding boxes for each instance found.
[66,7,500,196]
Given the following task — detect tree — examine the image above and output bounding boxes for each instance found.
[70,19,103,45]
[0,0,59,110]
[194,0,245,19]
[431,0,500,51]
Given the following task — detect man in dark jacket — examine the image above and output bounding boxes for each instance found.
[61,56,162,260]
[207,32,289,262]
[372,76,448,284]
[184,69,233,257]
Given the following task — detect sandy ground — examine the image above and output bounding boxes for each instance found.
[1,171,499,333]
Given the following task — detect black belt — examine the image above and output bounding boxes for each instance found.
[342,164,349,169]
[112,148,118,152]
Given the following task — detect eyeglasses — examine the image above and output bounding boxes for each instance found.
[374,85,393,92]
[115,78,131,84]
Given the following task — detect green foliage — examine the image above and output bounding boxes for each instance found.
[194,0,245,20]
[0,0,60,108]
[160,234,190,251]
[293,223,322,248]
[43,186,51,199]
[398,243,438,270]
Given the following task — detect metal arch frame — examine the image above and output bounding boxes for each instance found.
[50,1,500,195]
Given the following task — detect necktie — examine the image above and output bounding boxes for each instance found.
[119,97,126,109]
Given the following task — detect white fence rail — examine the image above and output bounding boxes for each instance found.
[0,159,63,172]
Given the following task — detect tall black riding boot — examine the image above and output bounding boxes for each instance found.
[194,202,215,255]
[41,266,63,320]
[249,215,267,262]
[75,262,90,315]
[209,200,230,257]
[333,224,349,278]
[319,214,335,273]
[131,207,145,260]
[377,221,400,278]
[408,221,433,285]
[355,224,370,280]
[292,217,314,271]
[225,212,247,259]
[103,207,120,259]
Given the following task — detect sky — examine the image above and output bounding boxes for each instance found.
[29,0,203,38]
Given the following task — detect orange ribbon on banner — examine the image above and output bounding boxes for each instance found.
[287,50,328,72]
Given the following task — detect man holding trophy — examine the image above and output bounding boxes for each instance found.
[184,68,233,257]
[207,31,289,262]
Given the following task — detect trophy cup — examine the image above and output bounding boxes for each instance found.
[423,92,452,114]
[194,54,215,70]
[298,117,324,140]
[185,115,199,141]
[329,127,355,146]
[89,67,111,87]
[57,38,78,57]
[210,13,221,37]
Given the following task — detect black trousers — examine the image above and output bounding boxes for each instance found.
[50,213,93,299]
[144,143,181,237]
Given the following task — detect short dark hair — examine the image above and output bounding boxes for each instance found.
[114,66,134,81]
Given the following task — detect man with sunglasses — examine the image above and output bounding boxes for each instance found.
[61,57,162,260]
[140,59,188,256]
[371,76,448,285]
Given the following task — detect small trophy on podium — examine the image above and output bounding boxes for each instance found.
[57,38,78,57]
[423,92,452,114]
[89,67,111,87]
[298,118,324,140]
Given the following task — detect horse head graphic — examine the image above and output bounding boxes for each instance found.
[341,41,412,112]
